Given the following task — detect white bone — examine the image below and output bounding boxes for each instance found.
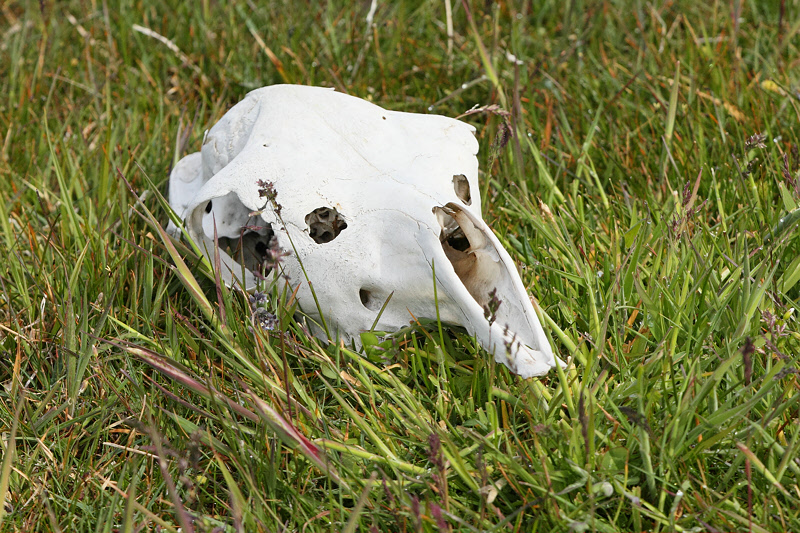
[168,85,561,378]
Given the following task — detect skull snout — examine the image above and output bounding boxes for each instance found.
[431,202,559,377]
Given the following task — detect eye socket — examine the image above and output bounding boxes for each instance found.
[306,207,348,244]
[216,225,276,277]
[453,174,471,205]
[205,201,213,213]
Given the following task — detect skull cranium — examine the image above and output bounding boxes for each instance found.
[168,85,560,378]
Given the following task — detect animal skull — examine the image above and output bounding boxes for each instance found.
[168,85,560,378]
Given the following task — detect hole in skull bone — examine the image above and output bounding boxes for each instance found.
[305,207,348,244]
[453,174,472,205]
[445,226,470,252]
[437,207,470,252]
[359,288,384,312]
[201,192,281,276]
[216,224,276,276]
[434,204,500,308]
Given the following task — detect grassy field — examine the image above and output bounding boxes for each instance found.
[2,0,800,531]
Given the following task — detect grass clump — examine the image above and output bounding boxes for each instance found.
[1,0,799,531]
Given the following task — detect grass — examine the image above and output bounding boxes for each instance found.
[1,0,800,530]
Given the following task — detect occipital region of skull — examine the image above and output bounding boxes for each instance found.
[168,84,561,378]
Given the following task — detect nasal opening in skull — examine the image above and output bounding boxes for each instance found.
[306,207,348,244]
[453,174,472,205]
[445,226,470,252]
[435,207,470,252]
[434,203,498,308]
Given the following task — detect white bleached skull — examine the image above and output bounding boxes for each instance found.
[168,85,560,377]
